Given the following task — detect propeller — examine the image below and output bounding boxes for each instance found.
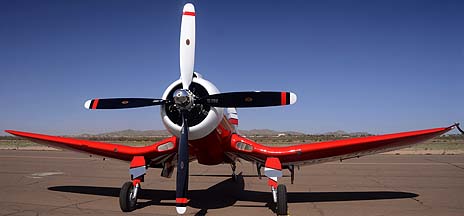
[84,98,165,109]
[199,91,297,108]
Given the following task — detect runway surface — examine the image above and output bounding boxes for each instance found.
[0,150,463,216]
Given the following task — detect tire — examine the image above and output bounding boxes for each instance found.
[276,184,288,215]
[119,181,137,212]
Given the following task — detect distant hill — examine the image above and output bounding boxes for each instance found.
[78,129,305,137]
[79,129,171,137]
[77,129,370,137]
[239,129,305,136]
[323,130,371,136]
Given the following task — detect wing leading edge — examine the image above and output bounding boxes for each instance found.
[228,124,457,166]
[5,130,177,162]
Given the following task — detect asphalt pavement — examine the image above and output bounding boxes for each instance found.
[0,150,463,216]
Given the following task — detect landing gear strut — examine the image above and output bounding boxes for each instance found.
[265,157,288,216]
[231,162,237,182]
[120,156,146,212]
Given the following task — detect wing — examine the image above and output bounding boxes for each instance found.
[227,125,456,167]
[5,130,177,163]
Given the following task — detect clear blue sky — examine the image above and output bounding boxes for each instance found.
[1,0,463,135]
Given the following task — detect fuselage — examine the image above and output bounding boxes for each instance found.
[188,116,236,165]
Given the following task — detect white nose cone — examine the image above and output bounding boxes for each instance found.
[180,3,196,89]
[176,206,187,214]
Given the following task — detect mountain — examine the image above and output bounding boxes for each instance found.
[323,130,348,136]
[79,129,171,137]
[78,129,369,137]
[79,129,305,137]
[239,129,305,136]
[323,130,371,136]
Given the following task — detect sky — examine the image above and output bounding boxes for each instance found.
[1,0,463,136]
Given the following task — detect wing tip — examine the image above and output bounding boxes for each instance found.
[4,130,21,136]
[453,122,464,134]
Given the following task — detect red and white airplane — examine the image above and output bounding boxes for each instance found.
[5,3,463,215]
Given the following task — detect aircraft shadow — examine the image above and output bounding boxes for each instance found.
[48,174,417,215]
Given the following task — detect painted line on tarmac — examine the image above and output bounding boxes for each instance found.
[28,172,65,179]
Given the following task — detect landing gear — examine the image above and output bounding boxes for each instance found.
[121,156,145,212]
[264,157,288,215]
[231,163,237,182]
[119,181,138,212]
[276,184,288,216]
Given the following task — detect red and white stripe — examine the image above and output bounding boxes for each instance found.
[264,157,282,188]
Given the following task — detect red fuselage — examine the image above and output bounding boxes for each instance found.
[188,117,235,165]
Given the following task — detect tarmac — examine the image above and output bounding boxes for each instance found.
[0,150,463,216]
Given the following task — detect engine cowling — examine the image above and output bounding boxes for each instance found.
[161,77,224,140]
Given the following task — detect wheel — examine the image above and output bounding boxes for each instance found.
[119,181,137,212]
[276,184,288,215]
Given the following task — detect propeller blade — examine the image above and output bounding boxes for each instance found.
[84,98,164,110]
[199,91,297,108]
[175,111,189,214]
[179,3,196,89]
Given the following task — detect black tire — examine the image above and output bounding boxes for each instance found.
[119,181,137,212]
[276,184,288,215]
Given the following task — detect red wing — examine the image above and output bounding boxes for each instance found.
[228,125,455,166]
[5,130,177,163]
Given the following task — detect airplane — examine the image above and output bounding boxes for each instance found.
[5,3,463,216]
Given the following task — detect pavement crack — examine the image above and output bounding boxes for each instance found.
[3,210,40,216]
[55,193,74,203]
[411,197,424,205]
[25,180,41,186]
[2,210,22,216]
[367,175,392,190]
[425,158,464,171]
[307,186,325,216]
[44,197,108,214]
[409,196,432,210]
[310,202,325,216]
